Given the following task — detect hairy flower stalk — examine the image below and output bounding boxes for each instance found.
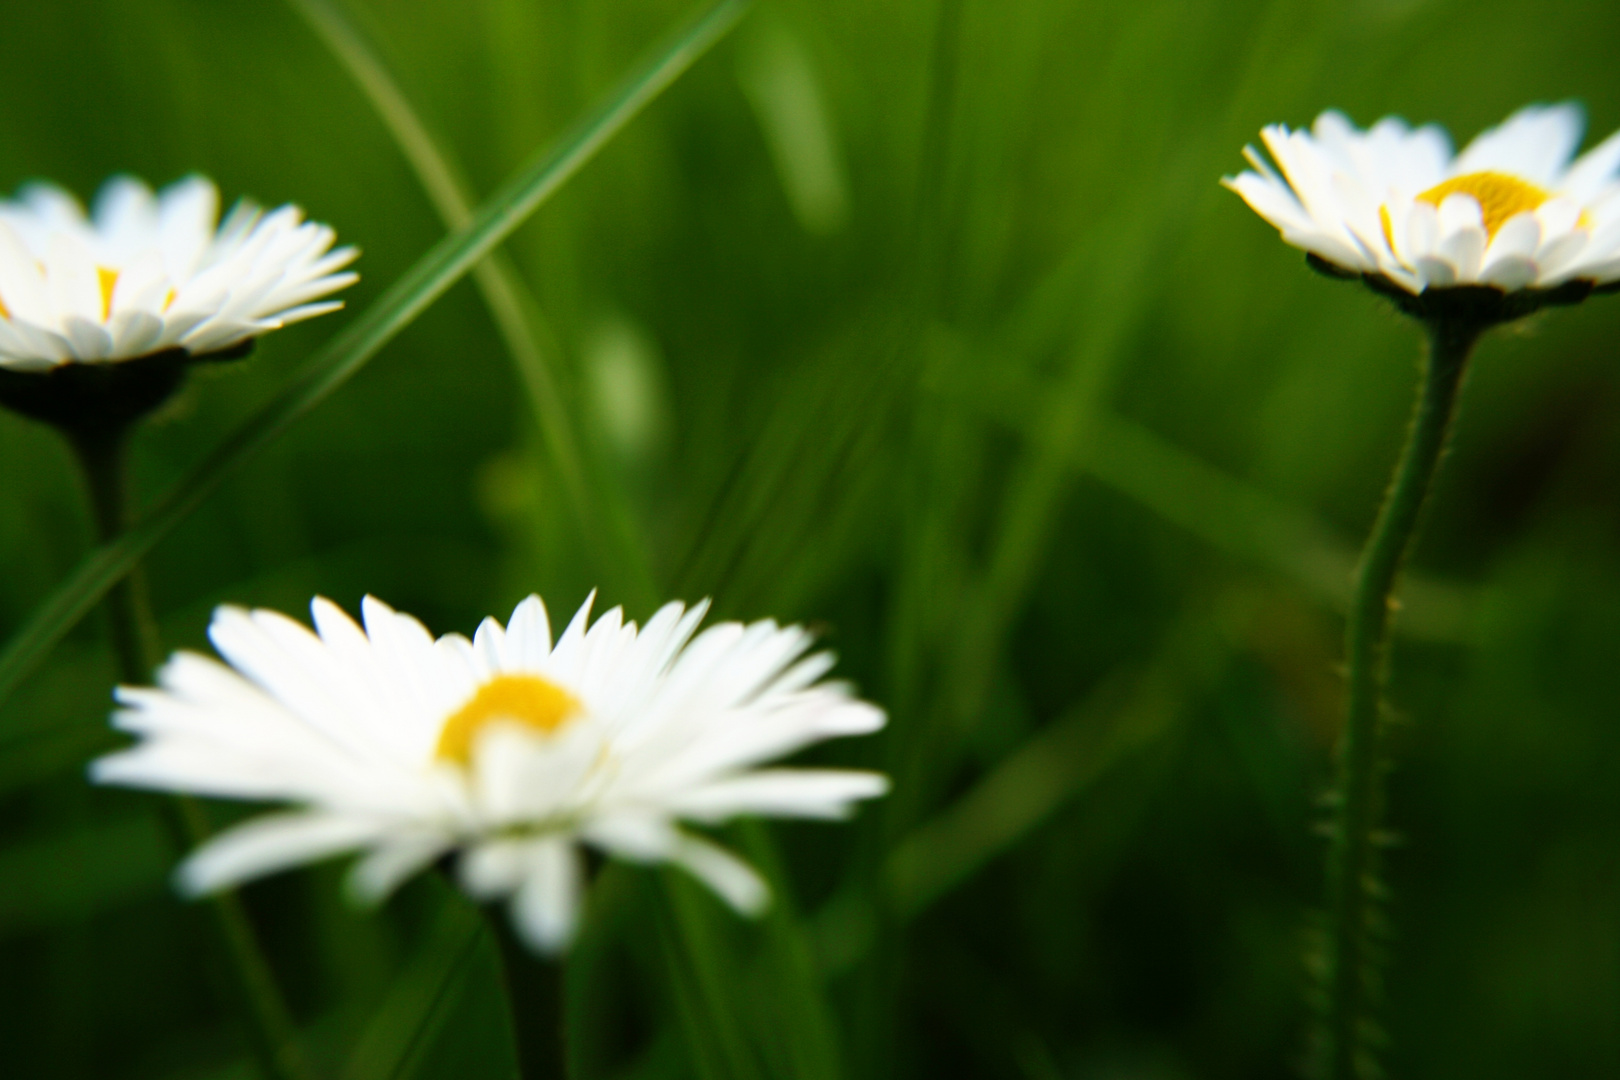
[0,173,356,1080]
[1325,316,1473,1080]
[1226,103,1620,1079]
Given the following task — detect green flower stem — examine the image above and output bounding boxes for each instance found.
[1324,316,1480,1080]
[66,429,159,680]
[66,426,316,1080]
[485,907,568,1080]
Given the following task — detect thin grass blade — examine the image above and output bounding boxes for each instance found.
[0,0,749,708]
[658,874,766,1080]
[284,0,655,605]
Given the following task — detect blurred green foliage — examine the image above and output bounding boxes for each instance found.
[3,0,1620,1077]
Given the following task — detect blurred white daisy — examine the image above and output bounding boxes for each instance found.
[0,174,357,370]
[1225,103,1620,295]
[92,592,888,953]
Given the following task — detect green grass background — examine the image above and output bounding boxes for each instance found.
[3,0,1620,1077]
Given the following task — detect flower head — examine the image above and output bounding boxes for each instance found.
[0,174,357,370]
[1225,103,1620,302]
[92,592,889,953]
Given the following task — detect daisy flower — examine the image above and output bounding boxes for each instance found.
[92,592,889,953]
[1225,102,1620,299]
[0,174,357,370]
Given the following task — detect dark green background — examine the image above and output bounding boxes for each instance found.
[2,1,1619,1077]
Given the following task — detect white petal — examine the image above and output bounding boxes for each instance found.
[1399,197,1438,262]
[1574,220,1620,270]
[665,769,891,822]
[472,616,508,674]
[62,316,114,361]
[582,815,769,916]
[260,299,345,326]
[1481,212,1541,286]
[1479,256,1537,291]
[471,722,602,825]
[1485,211,1541,262]
[0,221,52,326]
[92,176,159,259]
[1453,102,1584,184]
[508,838,583,954]
[95,653,425,814]
[107,252,168,316]
[157,175,221,280]
[546,590,598,674]
[1535,196,1584,239]
[667,832,770,916]
[1534,229,1591,282]
[360,595,463,757]
[1280,228,1367,272]
[1435,223,1486,282]
[0,172,351,363]
[1572,252,1620,284]
[346,834,452,905]
[177,811,387,896]
[432,634,484,705]
[0,318,54,367]
[1561,126,1620,203]
[459,837,530,899]
[1221,172,1314,235]
[1377,263,1424,294]
[3,318,72,363]
[1413,254,1458,289]
[254,274,358,319]
[632,694,887,793]
[19,183,90,235]
[1436,192,1484,235]
[208,604,393,763]
[506,595,555,672]
[44,231,103,326]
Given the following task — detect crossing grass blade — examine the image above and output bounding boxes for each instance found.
[283,0,656,607]
[285,12,850,1076]
[0,0,749,709]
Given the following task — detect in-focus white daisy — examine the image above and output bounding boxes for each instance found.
[1225,102,1620,295]
[0,174,357,370]
[92,592,889,953]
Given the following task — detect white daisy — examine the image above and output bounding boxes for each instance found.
[1225,102,1620,296]
[0,174,357,370]
[91,592,889,953]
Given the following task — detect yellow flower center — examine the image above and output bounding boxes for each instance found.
[1415,171,1552,238]
[434,674,582,766]
[97,267,119,321]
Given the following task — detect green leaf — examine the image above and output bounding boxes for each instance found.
[0,0,748,709]
[657,873,766,1080]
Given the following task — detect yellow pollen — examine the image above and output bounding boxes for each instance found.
[1415,171,1551,238]
[0,292,9,320]
[160,287,176,312]
[434,674,581,765]
[97,267,119,321]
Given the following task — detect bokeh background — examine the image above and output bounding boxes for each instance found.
[3,0,1620,1077]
